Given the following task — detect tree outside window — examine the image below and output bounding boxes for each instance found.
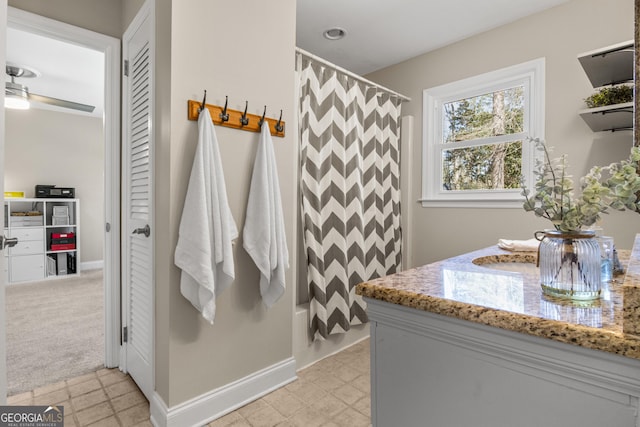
[442,86,523,191]
[422,59,544,207]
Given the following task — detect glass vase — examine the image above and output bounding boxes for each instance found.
[536,230,602,301]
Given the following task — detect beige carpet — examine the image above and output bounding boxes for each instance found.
[5,269,104,396]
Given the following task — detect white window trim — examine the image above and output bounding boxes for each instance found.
[421,58,545,208]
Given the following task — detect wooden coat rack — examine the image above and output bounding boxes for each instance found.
[187,96,285,138]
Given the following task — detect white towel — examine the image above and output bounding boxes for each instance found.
[174,108,238,324]
[497,238,539,252]
[243,121,289,307]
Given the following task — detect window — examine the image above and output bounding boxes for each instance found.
[422,58,545,207]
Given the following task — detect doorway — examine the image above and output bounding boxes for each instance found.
[2,7,121,396]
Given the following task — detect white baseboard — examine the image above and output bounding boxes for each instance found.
[80,260,104,271]
[293,303,370,370]
[150,357,297,427]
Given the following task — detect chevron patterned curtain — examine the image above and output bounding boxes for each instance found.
[298,55,403,341]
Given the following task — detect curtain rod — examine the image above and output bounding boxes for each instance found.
[295,47,411,103]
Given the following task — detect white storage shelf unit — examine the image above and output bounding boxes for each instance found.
[4,198,79,283]
[578,40,634,132]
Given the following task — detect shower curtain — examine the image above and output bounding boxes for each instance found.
[298,54,403,341]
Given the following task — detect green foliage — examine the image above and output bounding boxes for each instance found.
[521,138,640,232]
[444,87,524,142]
[443,142,522,190]
[442,86,524,191]
[584,85,633,108]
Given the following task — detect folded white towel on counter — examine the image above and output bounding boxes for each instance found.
[243,121,289,308]
[175,108,238,324]
[497,238,539,252]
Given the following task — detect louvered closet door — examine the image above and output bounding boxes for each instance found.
[122,2,153,401]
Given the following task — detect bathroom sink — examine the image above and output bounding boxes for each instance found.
[472,254,538,274]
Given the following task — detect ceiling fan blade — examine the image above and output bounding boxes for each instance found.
[29,92,95,113]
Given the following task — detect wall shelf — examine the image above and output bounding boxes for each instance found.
[578,101,633,132]
[578,40,634,88]
[577,40,634,133]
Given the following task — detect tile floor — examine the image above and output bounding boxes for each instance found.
[7,368,150,426]
[7,339,371,427]
[208,338,371,427]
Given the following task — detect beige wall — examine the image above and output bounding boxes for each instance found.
[154,0,171,405]
[5,108,104,264]
[7,0,123,38]
[122,0,145,30]
[367,0,639,267]
[154,0,297,406]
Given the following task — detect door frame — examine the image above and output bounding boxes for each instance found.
[0,0,7,404]
[119,0,155,399]
[3,8,122,370]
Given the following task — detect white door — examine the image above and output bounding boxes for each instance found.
[121,0,154,401]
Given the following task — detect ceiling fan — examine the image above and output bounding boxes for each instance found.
[5,64,95,113]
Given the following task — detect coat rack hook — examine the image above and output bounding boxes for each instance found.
[275,109,284,133]
[219,95,229,122]
[258,105,267,127]
[199,90,207,112]
[240,100,249,126]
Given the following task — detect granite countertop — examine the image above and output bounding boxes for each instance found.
[356,235,640,360]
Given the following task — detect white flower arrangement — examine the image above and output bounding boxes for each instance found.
[522,138,640,232]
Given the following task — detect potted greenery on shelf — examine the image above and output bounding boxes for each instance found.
[584,85,633,108]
